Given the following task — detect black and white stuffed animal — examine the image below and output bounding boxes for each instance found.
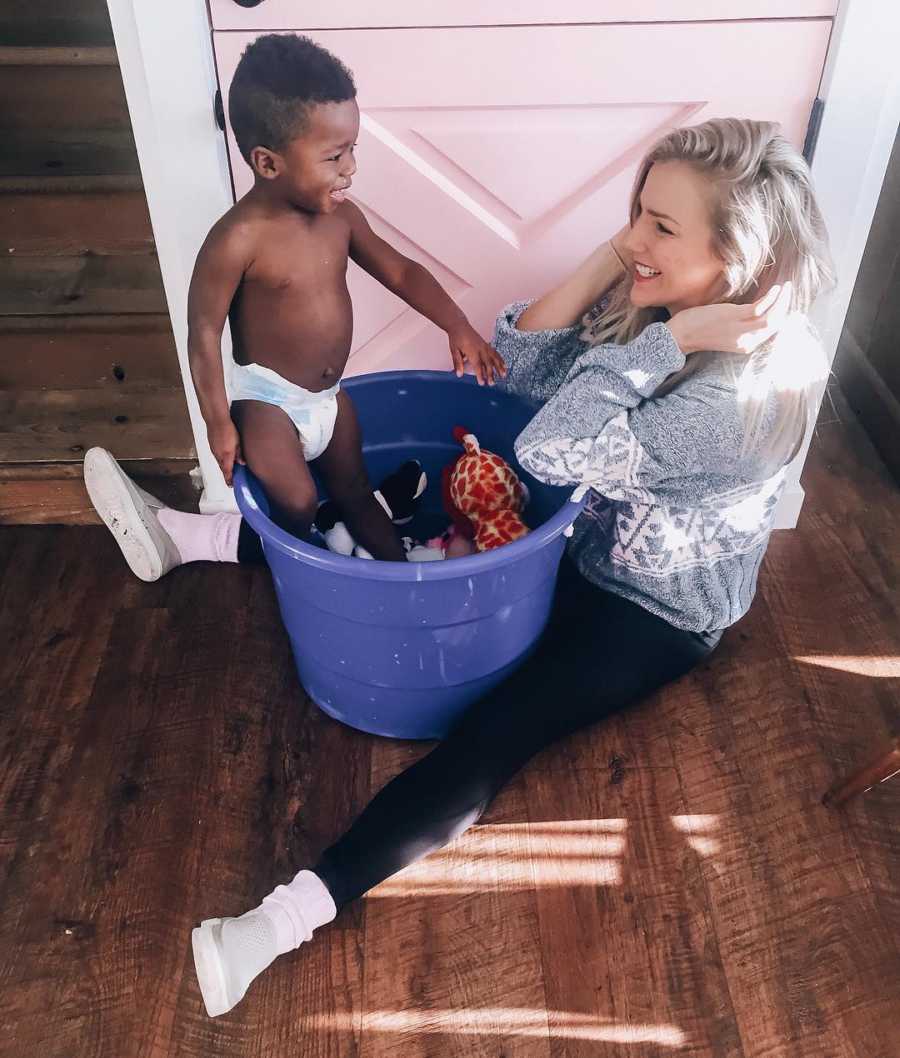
[313,460,427,559]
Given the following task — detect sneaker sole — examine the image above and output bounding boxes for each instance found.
[192,919,232,1017]
[83,448,163,582]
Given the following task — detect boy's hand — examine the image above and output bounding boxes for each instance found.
[208,420,244,487]
[447,322,507,386]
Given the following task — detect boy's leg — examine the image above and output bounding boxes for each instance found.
[83,446,243,581]
[83,422,419,579]
[314,391,407,562]
[231,400,319,540]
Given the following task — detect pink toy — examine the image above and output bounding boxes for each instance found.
[424,523,478,559]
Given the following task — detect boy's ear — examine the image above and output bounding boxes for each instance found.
[249,145,281,181]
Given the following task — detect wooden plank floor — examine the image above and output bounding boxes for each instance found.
[0,387,897,1058]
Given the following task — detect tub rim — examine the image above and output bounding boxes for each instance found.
[233,370,586,582]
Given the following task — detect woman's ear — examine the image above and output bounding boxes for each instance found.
[250,146,281,181]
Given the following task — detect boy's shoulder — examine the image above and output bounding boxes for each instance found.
[333,198,376,239]
[211,195,269,241]
[199,198,265,265]
[220,195,355,240]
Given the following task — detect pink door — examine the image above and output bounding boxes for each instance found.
[214,21,830,375]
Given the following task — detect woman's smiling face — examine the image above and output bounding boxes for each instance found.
[622,160,725,315]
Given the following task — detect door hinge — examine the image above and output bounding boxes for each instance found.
[803,97,824,164]
[214,89,226,132]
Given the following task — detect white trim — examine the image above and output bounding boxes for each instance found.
[106,0,238,512]
[774,0,900,528]
[772,485,805,531]
[109,0,900,526]
[208,0,839,31]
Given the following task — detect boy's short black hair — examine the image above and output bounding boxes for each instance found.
[228,34,356,163]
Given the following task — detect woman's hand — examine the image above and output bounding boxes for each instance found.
[667,283,793,356]
[207,419,244,487]
[447,321,507,385]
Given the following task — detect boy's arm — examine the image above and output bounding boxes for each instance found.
[341,200,505,384]
[187,222,250,485]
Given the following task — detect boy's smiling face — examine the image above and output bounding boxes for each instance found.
[251,98,360,214]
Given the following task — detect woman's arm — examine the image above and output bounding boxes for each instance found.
[516,228,630,332]
[492,302,584,404]
[513,322,748,502]
[513,303,799,501]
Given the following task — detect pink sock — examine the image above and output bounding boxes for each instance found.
[156,509,242,565]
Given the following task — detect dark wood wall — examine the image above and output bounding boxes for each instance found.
[834,128,900,481]
[0,0,196,524]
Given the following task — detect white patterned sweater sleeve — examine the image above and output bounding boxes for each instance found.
[496,301,754,505]
[492,300,788,632]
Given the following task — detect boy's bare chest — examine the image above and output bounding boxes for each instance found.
[245,222,350,294]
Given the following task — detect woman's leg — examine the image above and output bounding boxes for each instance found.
[314,565,719,906]
[192,560,720,1015]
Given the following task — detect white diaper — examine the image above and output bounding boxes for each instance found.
[230,361,340,461]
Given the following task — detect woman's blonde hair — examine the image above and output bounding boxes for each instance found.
[584,118,835,466]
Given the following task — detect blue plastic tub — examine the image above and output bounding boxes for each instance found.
[234,371,585,740]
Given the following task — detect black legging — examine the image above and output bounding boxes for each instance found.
[294,548,720,909]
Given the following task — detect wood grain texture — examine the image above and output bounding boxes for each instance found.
[0,131,141,186]
[0,315,179,391]
[0,1,186,524]
[0,0,115,48]
[0,387,194,463]
[0,460,199,525]
[0,389,897,1057]
[0,46,118,66]
[0,65,132,131]
[0,254,167,316]
[1,192,156,256]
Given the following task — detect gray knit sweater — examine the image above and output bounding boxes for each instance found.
[494,300,788,633]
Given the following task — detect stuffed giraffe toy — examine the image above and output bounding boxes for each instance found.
[315,430,530,561]
[444,426,530,552]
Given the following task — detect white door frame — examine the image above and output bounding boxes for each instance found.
[106,0,900,521]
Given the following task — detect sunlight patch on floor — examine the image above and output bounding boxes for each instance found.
[369,819,628,895]
[671,813,721,857]
[298,1007,686,1045]
[794,654,900,677]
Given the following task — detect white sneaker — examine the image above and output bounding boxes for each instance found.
[192,912,276,1018]
[83,447,182,582]
[192,871,336,1017]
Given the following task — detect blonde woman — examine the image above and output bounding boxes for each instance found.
[86,119,834,1016]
